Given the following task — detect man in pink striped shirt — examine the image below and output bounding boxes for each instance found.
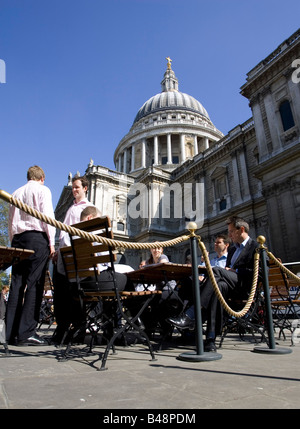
[6,166,56,346]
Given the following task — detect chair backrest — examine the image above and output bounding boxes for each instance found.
[44,270,53,289]
[60,216,116,284]
[268,259,290,301]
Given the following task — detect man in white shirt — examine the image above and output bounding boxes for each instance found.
[52,176,95,343]
[6,166,56,346]
[171,234,230,327]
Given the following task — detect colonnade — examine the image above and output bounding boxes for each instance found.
[116,133,210,173]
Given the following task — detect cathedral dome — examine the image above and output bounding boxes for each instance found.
[133,90,210,125]
[114,57,224,175]
[133,58,210,124]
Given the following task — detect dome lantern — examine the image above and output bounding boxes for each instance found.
[161,57,178,92]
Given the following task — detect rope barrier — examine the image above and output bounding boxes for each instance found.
[0,190,189,250]
[196,236,261,318]
[266,250,300,283]
[1,188,299,321]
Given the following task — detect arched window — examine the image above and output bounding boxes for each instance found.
[279,100,295,131]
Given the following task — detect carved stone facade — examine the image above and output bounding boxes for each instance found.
[55,29,300,268]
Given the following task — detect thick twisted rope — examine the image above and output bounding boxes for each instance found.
[0,190,189,250]
[0,189,261,317]
[4,189,298,319]
[196,236,261,318]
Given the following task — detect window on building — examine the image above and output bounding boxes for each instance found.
[117,222,124,231]
[211,166,230,214]
[219,197,227,211]
[216,177,227,201]
[279,100,295,131]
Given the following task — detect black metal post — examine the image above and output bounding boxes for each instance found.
[261,246,276,349]
[178,224,222,362]
[253,237,292,355]
[190,234,204,355]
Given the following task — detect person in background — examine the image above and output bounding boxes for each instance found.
[138,246,182,338]
[139,260,147,269]
[6,166,56,346]
[170,234,231,330]
[1,286,9,303]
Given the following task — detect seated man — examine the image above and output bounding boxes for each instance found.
[168,216,260,352]
[178,234,231,309]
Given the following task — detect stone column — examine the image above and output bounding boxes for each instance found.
[180,134,186,163]
[250,95,269,161]
[123,149,127,173]
[131,144,135,172]
[153,135,159,165]
[194,135,198,155]
[142,138,146,168]
[167,134,172,164]
[231,152,242,203]
[239,150,250,198]
[288,77,300,125]
[204,137,209,150]
[264,89,281,153]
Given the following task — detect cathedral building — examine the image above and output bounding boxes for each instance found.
[55,29,300,269]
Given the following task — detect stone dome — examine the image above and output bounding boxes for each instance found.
[133,91,210,124]
[133,60,210,125]
[114,58,224,175]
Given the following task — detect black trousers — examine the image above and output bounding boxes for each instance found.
[52,267,132,338]
[200,267,238,337]
[6,231,50,342]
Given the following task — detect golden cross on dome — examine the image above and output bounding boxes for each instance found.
[166,56,172,70]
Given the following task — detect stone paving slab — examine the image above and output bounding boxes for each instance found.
[0,326,299,412]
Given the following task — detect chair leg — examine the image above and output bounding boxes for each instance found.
[98,296,158,371]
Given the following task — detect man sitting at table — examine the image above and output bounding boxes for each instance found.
[176,234,231,315]
[168,216,259,352]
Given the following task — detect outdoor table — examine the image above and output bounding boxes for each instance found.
[0,245,35,272]
[127,262,207,284]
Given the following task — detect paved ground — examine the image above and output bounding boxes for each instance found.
[0,324,299,414]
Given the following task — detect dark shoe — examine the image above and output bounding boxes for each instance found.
[167,314,195,330]
[204,338,216,352]
[17,334,47,346]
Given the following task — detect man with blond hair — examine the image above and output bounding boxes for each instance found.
[6,166,56,346]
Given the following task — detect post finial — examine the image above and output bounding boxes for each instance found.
[187,221,198,236]
[257,235,266,247]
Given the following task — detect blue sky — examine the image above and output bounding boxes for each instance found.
[0,0,299,208]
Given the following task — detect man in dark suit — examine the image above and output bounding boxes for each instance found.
[168,216,260,352]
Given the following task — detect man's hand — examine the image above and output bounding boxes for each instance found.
[49,246,56,259]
